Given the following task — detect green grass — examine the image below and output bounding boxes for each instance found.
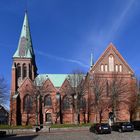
[0,125,32,129]
[0,123,92,129]
[50,123,92,128]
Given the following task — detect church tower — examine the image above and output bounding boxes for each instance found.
[10,12,37,125]
[12,11,37,92]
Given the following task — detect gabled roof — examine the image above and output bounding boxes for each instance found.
[90,43,134,74]
[13,12,34,58]
[35,74,86,88]
[35,74,69,87]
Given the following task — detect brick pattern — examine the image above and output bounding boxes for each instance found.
[10,43,137,126]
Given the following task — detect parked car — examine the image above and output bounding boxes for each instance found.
[113,122,134,132]
[90,123,111,134]
[132,121,140,130]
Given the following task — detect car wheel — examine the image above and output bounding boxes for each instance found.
[119,128,122,133]
[108,131,111,134]
[95,130,98,134]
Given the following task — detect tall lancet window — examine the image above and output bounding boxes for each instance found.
[101,64,104,72]
[23,64,27,79]
[119,64,122,72]
[17,64,21,78]
[115,64,118,72]
[109,55,114,72]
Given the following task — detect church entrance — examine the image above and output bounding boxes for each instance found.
[45,113,52,123]
[108,112,114,126]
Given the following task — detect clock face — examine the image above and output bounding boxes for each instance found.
[18,77,22,87]
[19,37,27,56]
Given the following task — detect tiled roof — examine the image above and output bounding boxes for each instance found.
[35,74,69,87]
[13,12,34,58]
[35,74,85,88]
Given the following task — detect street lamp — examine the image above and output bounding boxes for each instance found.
[74,94,78,124]
[56,93,62,124]
[35,95,39,130]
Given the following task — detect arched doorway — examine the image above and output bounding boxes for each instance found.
[108,112,114,126]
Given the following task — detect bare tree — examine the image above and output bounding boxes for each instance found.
[108,74,131,123]
[126,77,139,121]
[68,69,85,124]
[89,74,107,123]
[0,76,8,106]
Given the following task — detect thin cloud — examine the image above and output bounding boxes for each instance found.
[108,0,136,40]
[82,0,137,58]
[36,50,89,68]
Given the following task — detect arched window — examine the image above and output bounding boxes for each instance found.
[24,95,32,112]
[63,96,70,110]
[115,64,118,72]
[23,64,27,79]
[80,97,86,109]
[119,64,122,72]
[44,95,52,106]
[29,64,32,79]
[109,55,114,72]
[17,64,21,78]
[105,64,108,72]
[100,64,104,72]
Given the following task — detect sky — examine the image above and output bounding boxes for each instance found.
[0,0,140,88]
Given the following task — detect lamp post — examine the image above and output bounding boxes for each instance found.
[35,90,40,131]
[56,92,62,124]
[74,94,78,124]
[36,95,39,128]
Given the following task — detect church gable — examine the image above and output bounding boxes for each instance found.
[42,79,56,93]
[59,79,73,95]
[18,77,34,98]
[90,43,134,75]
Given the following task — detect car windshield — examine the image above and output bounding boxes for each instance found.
[101,124,109,127]
[122,122,131,125]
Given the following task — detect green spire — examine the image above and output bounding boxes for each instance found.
[13,12,34,58]
[90,52,94,69]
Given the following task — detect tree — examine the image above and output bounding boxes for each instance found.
[126,77,139,121]
[108,74,130,123]
[68,69,85,124]
[89,74,107,123]
[0,76,8,106]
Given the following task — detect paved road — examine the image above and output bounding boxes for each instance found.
[1,130,140,140]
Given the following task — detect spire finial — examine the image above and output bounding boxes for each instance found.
[25,0,28,13]
[90,50,94,69]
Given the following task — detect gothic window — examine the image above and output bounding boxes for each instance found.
[101,64,104,72]
[23,64,27,79]
[63,96,70,110]
[109,55,114,72]
[45,113,52,122]
[44,95,52,106]
[29,64,32,79]
[24,95,32,112]
[119,64,122,72]
[17,64,21,78]
[115,64,118,72]
[80,97,86,109]
[105,64,108,72]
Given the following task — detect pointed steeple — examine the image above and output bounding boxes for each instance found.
[90,52,94,69]
[13,12,34,58]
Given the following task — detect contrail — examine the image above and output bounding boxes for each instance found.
[36,50,89,68]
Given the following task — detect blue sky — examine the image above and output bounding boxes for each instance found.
[0,0,140,87]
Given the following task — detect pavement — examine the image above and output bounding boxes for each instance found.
[0,127,140,140]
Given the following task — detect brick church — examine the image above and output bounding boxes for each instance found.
[10,12,137,126]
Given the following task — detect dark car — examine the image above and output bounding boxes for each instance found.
[90,123,111,134]
[113,122,134,132]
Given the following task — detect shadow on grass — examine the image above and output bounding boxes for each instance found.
[0,134,38,140]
